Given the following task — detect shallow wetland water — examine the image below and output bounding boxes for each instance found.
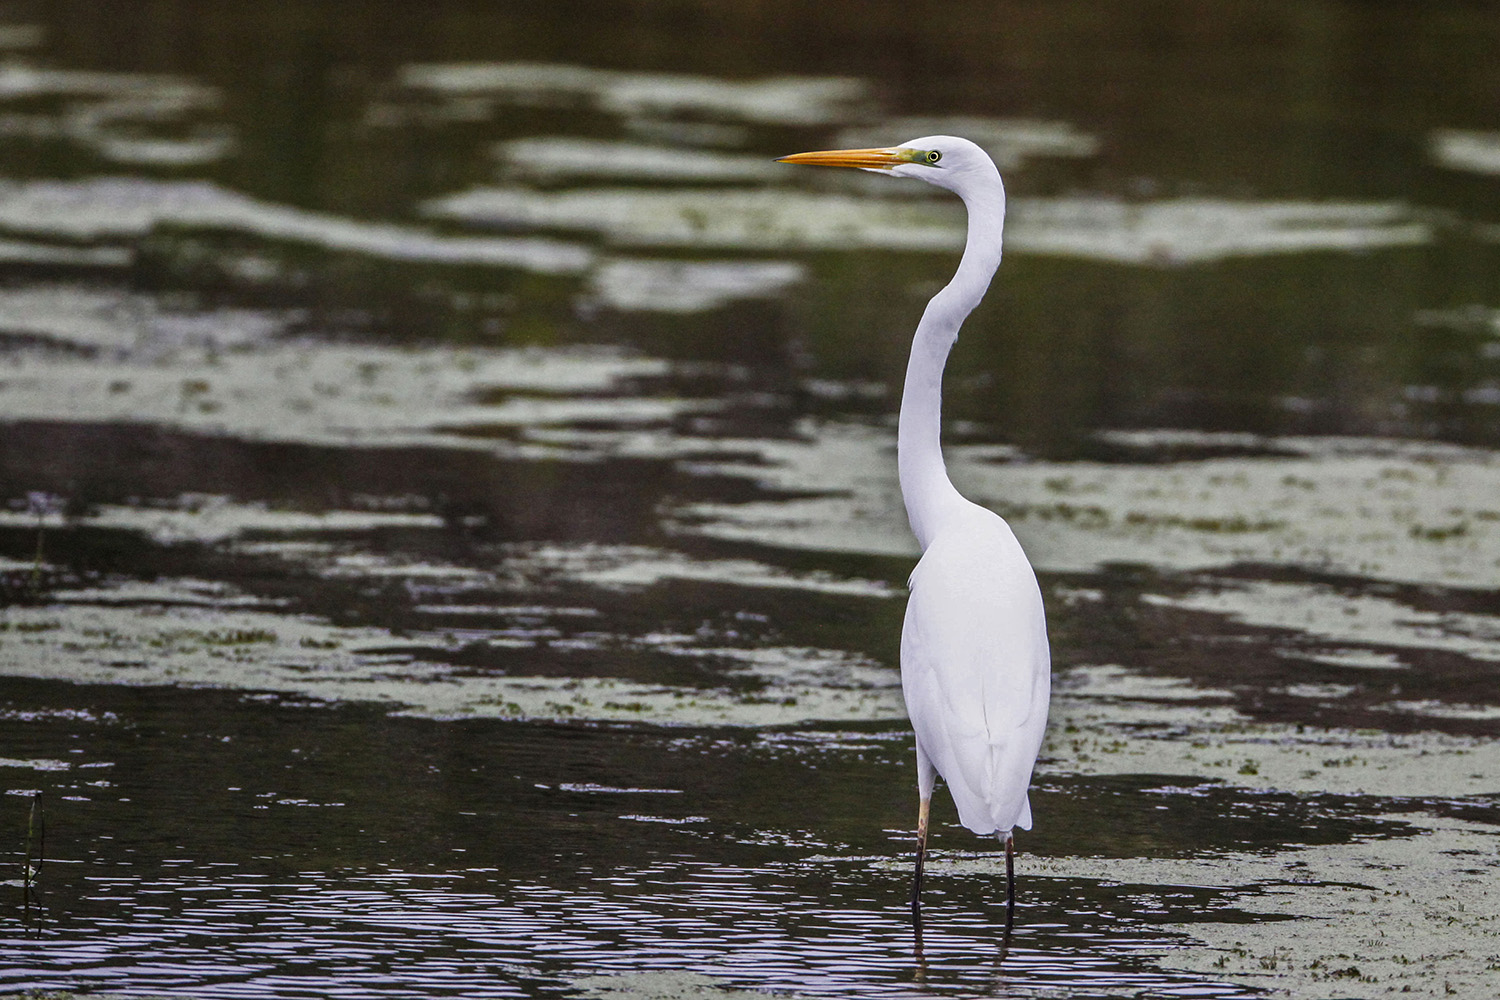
[2,3,1500,998]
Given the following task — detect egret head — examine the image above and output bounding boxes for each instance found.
[777,134,999,197]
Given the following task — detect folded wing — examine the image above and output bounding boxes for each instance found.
[901,506,1051,835]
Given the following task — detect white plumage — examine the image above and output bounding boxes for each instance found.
[902,503,1050,836]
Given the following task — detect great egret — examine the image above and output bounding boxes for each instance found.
[778,137,1051,924]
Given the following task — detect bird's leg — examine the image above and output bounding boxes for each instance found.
[912,901,925,974]
[911,795,930,913]
[1003,832,1016,933]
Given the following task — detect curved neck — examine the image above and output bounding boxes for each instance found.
[898,183,1005,550]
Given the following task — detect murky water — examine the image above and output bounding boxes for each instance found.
[3,4,1500,998]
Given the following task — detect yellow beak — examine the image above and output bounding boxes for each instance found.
[776,146,915,170]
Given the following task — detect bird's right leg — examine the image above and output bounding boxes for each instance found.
[1003,831,1016,933]
[911,794,930,911]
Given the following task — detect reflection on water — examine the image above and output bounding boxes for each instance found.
[2,2,1500,998]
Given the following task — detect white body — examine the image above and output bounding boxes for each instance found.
[902,502,1050,834]
[888,136,1052,837]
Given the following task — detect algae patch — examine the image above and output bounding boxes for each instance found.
[1047,664,1500,799]
[571,971,810,1000]
[676,422,1500,590]
[1028,814,1500,1000]
[0,572,903,728]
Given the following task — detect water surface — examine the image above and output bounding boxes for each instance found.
[3,3,1500,998]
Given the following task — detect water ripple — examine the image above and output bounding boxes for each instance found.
[2,861,1258,998]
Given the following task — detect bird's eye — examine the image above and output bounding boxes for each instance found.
[926,150,942,164]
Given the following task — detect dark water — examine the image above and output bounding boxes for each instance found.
[2,679,1410,998]
[3,3,1500,998]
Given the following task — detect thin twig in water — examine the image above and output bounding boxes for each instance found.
[26,492,61,597]
[24,791,44,921]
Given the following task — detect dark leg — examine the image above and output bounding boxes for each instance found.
[1003,832,1016,933]
[912,900,925,972]
[911,796,930,913]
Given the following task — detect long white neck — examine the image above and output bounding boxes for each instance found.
[898,179,1005,551]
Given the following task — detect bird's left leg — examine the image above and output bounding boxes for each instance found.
[911,741,936,913]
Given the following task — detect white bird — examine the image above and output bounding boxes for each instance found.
[778,137,1051,924]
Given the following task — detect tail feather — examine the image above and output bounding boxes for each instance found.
[941,740,1032,835]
